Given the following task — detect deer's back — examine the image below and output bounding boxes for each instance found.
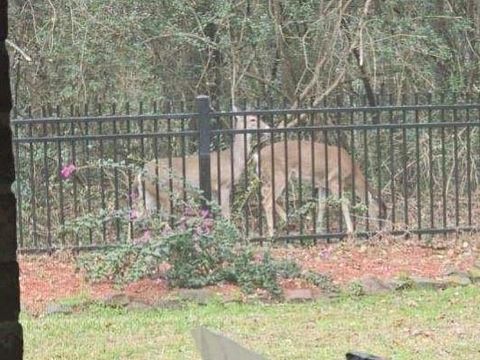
[259,140,355,180]
[142,151,234,194]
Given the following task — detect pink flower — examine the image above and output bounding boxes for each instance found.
[200,209,211,219]
[129,209,139,221]
[60,164,76,179]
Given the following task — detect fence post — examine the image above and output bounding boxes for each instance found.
[196,95,212,209]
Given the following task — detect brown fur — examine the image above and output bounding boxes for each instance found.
[259,140,387,235]
[135,114,269,218]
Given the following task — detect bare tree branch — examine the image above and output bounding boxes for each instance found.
[6,39,32,62]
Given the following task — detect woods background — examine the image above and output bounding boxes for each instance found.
[9,0,480,111]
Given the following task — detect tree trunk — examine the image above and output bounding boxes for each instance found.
[0,0,23,358]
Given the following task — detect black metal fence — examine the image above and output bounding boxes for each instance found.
[12,96,480,252]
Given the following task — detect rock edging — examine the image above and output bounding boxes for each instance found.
[42,263,480,314]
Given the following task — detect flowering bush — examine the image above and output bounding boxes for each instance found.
[129,209,139,221]
[60,163,76,179]
[77,198,333,297]
[71,172,335,296]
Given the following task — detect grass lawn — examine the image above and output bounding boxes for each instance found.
[22,286,480,359]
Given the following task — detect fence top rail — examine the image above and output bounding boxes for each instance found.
[11,112,197,125]
[11,103,480,125]
[13,120,480,143]
[213,103,480,118]
[212,119,480,135]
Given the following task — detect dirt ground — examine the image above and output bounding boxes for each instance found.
[19,234,479,315]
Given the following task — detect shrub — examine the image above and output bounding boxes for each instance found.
[77,200,329,298]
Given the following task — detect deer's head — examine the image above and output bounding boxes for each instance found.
[232,106,270,131]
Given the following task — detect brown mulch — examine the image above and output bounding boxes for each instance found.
[19,234,479,315]
[272,236,479,283]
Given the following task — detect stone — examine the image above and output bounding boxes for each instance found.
[442,264,457,276]
[357,276,392,295]
[312,288,338,300]
[45,303,73,316]
[409,276,447,290]
[444,272,472,287]
[102,293,132,308]
[177,289,216,305]
[220,290,244,304]
[384,278,411,291]
[153,299,184,310]
[126,301,151,311]
[467,267,480,283]
[284,288,314,302]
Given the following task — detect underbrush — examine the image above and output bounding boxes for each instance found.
[77,201,332,298]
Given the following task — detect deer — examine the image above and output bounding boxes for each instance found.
[258,140,387,236]
[134,110,269,219]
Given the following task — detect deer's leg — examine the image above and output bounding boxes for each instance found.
[316,187,327,233]
[220,186,231,219]
[341,199,354,234]
[159,191,174,219]
[275,203,287,222]
[261,186,275,236]
[261,173,286,237]
[328,178,354,234]
[145,190,158,215]
[261,171,287,236]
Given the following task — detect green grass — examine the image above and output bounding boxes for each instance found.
[22,286,480,359]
